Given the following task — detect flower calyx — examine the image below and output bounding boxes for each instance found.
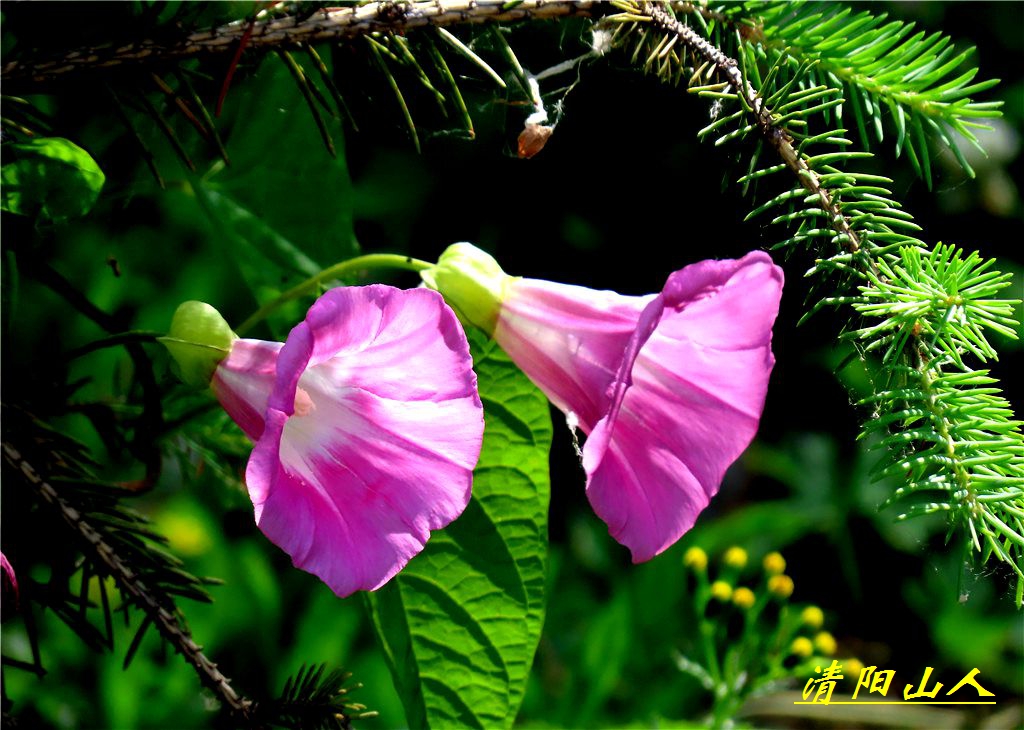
[420,242,516,335]
[161,301,238,389]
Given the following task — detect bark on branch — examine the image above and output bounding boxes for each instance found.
[3,0,596,84]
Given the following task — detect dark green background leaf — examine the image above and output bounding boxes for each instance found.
[183,57,360,336]
[209,57,358,269]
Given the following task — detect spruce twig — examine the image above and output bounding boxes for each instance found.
[623,0,1023,597]
[640,2,863,256]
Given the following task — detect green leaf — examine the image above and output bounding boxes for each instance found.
[193,184,321,280]
[189,183,321,338]
[577,592,632,722]
[207,57,358,267]
[1,137,105,221]
[366,329,552,730]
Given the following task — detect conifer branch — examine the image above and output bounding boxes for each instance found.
[639,1,863,255]
[620,0,1023,599]
[732,1,1002,186]
[1,442,255,722]
[2,0,597,85]
[253,663,375,730]
[26,261,165,482]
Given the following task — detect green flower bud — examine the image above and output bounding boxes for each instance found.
[161,301,237,388]
[420,242,516,335]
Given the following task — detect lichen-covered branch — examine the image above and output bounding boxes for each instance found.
[2,0,596,84]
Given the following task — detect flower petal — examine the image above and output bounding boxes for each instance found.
[495,278,652,430]
[246,286,483,597]
[1,552,18,609]
[211,339,283,441]
[583,252,783,562]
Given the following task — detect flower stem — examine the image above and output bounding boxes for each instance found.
[235,253,432,336]
[67,331,163,361]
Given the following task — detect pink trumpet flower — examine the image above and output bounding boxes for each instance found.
[1,552,18,612]
[423,244,783,562]
[165,287,484,597]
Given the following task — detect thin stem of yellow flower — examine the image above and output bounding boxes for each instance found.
[235,253,432,336]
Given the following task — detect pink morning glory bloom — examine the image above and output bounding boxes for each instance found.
[1,552,17,610]
[167,287,484,597]
[424,244,783,563]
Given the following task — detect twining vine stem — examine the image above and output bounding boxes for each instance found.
[639,1,862,255]
[1,443,255,723]
[2,0,596,84]
[235,253,433,336]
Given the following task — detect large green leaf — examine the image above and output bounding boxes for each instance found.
[209,56,358,268]
[366,329,552,729]
[189,183,323,336]
[184,55,359,335]
[1,137,105,221]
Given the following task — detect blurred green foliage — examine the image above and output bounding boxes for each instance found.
[1,137,105,221]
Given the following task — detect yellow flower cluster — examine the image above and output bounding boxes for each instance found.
[681,545,858,669]
[682,544,801,610]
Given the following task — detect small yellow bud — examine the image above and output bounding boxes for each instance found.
[790,637,814,658]
[723,546,748,569]
[801,606,825,629]
[710,580,733,602]
[732,587,756,609]
[762,551,786,575]
[768,574,794,599]
[814,632,837,656]
[157,511,213,557]
[683,546,708,571]
[845,658,864,678]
